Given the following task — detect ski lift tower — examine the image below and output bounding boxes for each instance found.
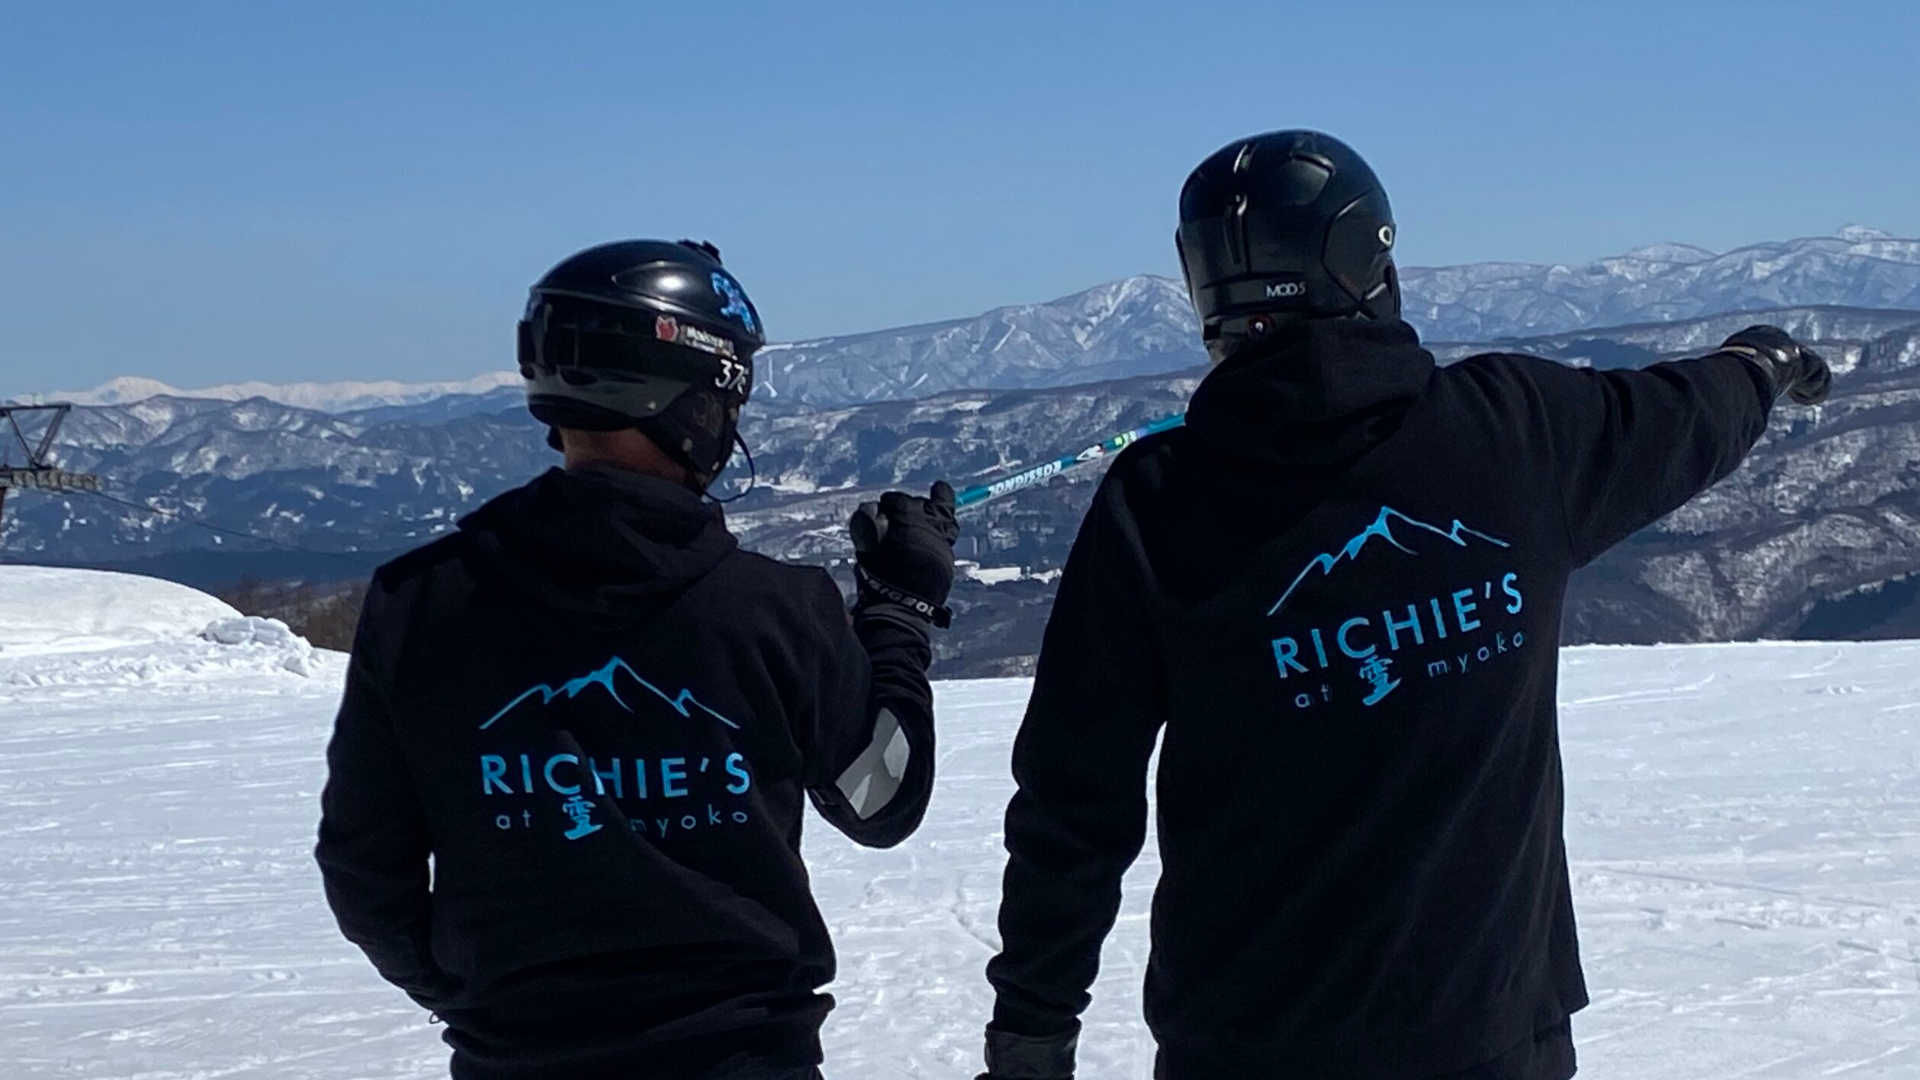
[0,403,103,535]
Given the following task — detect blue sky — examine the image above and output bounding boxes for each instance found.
[3,1,1916,391]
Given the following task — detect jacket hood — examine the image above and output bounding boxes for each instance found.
[1185,317,1435,472]
[456,465,738,616]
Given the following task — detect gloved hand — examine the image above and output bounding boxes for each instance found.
[977,1027,1077,1080]
[850,481,959,628]
[1717,325,1832,405]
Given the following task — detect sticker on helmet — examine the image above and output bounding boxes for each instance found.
[714,358,749,396]
[655,314,739,360]
[711,273,758,334]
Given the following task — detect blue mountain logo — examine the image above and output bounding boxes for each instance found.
[480,656,739,731]
[1267,506,1511,617]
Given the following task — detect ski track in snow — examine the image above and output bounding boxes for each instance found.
[3,598,1919,1077]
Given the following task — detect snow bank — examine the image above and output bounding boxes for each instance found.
[202,615,318,676]
[960,563,1025,585]
[0,565,241,656]
[958,564,1062,585]
[0,566,320,681]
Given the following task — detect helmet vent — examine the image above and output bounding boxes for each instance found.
[1227,192,1250,269]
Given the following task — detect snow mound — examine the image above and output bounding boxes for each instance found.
[0,566,241,656]
[0,567,325,685]
[201,615,317,676]
[959,563,1026,585]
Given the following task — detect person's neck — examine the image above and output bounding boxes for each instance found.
[564,452,689,488]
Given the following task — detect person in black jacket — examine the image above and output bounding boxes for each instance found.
[979,131,1832,1080]
[316,240,959,1080]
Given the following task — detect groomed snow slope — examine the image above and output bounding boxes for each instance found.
[2,568,1917,1078]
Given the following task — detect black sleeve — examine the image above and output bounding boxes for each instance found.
[986,482,1166,1041]
[802,572,936,849]
[1513,352,1774,566]
[314,587,455,1011]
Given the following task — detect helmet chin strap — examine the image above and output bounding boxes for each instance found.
[704,431,758,505]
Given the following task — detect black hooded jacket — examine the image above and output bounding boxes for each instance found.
[986,318,1774,1079]
[315,465,935,1078]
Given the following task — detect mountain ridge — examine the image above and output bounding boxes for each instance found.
[20,227,1918,413]
[22,373,523,413]
[7,300,1919,677]
[9,228,1920,675]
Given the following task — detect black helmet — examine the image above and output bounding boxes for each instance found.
[518,239,763,487]
[1176,130,1399,361]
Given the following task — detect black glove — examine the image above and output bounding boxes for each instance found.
[978,1027,1077,1080]
[1717,325,1832,405]
[850,481,959,628]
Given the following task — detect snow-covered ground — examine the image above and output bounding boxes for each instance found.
[2,568,1917,1078]
[957,563,1063,586]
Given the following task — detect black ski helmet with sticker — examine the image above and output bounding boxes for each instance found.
[1176,130,1399,362]
[518,239,763,487]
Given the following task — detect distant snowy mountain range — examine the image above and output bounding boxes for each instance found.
[8,226,1920,672]
[10,302,1920,673]
[755,274,1198,404]
[28,373,523,414]
[20,227,1920,412]
[1401,225,1920,343]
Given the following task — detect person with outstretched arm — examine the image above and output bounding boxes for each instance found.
[316,240,959,1080]
[978,131,1830,1080]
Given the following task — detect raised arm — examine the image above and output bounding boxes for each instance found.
[1507,325,1828,566]
[805,483,957,848]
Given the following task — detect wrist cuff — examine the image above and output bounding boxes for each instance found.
[984,1026,1078,1079]
[854,564,952,628]
[1714,344,1786,402]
